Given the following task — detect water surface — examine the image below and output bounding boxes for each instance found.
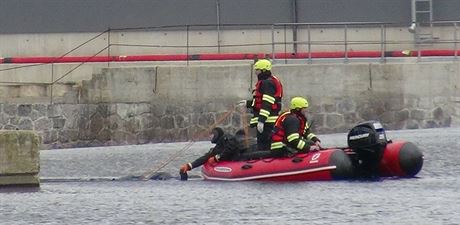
[1,128,459,225]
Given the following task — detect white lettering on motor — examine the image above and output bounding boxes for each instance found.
[373,122,383,129]
[349,133,370,140]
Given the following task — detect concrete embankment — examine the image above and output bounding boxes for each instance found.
[0,61,459,149]
[0,130,40,186]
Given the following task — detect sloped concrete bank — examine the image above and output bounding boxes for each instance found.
[0,130,40,186]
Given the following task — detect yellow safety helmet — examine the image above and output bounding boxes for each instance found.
[254,59,272,71]
[290,97,309,110]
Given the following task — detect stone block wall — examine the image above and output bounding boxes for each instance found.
[0,103,245,149]
[0,99,454,150]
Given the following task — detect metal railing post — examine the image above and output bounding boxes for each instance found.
[186,25,189,66]
[307,24,312,64]
[217,25,221,54]
[344,24,348,63]
[380,24,386,63]
[216,0,221,53]
[284,24,287,64]
[50,63,54,104]
[271,24,275,61]
[107,28,111,68]
[455,22,458,60]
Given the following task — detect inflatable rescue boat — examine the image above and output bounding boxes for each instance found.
[201,121,424,181]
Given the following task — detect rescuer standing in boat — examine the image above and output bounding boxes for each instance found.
[238,59,283,151]
[270,97,321,157]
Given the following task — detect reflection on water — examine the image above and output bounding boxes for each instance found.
[0,128,459,225]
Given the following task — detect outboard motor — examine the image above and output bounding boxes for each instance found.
[347,121,388,177]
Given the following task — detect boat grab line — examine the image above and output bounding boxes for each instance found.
[203,165,337,181]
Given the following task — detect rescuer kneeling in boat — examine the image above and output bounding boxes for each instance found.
[179,127,246,174]
[270,97,321,157]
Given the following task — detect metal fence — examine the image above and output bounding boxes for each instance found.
[1,21,460,103]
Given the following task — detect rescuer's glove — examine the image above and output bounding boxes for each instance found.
[237,100,247,107]
[309,145,320,152]
[257,122,264,133]
[179,163,192,173]
[207,156,218,164]
[314,141,322,149]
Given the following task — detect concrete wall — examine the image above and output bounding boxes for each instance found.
[0,62,458,149]
[0,130,40,186]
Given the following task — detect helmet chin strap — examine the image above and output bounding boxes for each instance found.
[302,110,308,119]
[300,108,308,119]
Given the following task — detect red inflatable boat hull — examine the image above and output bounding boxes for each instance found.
[378,141,424,177]
[201,141,423,181]
[202,148,354,181]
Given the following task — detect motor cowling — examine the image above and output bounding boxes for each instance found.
[347,121,388,177]
[348,120,387,149]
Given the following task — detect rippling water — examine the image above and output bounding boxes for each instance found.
[1,128,459,225]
